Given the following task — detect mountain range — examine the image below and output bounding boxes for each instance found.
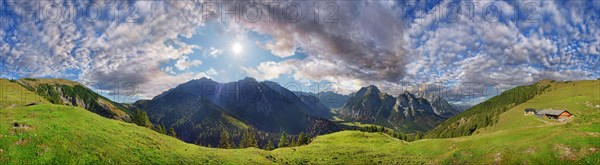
[5,77,458,146]
[2,78,598,163]
[338,85,460,132]
[293,91,351,109]
[134,77,341,146]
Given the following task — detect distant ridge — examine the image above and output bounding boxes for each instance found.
[135,77,341,147]
[338,85,460,132]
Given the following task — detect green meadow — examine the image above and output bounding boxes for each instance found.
[0,80,598,164]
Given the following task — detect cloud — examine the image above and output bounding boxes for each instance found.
[164,66,175,74]
[241,1,409,83]
[0,1,216,98]
[175,56,202,71]
[239,0,600,101]
[242,60,297,80]
[207,47,223,58]
[1,0,599,103]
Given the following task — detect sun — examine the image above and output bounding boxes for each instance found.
[232,42,243,54]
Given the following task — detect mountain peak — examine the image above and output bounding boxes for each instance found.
[367,85,380,93]
[356,85,380,97]
[192,77,218,84]
[400,90,417,99]
[242,77,258,82]
[198,77,212,81]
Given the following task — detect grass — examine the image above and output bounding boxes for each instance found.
[268,80,600,164]
[10,78,131,120]
[339,121,381,128]
[0,79,49,109]
[0,104,273,164]
[0,80,598,164]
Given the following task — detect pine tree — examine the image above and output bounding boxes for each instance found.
[248,130,258,148]
[219,130,233,149]
[266,140,275,150]
[415,132,422,140]
[291,136,298,147]
[278,131,289,148]
[297,132,308,145]
[168,128,177,137]
[156,124,167,134]
[240,129,250,148]
[132,109,152,128]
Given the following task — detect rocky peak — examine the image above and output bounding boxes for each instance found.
[355,85,381,97]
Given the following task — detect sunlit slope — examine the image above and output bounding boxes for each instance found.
[0,104,272,164]
[477,80,600,133]
[17,78,131,121]
[272,80,599,164]
[0,79,49,109]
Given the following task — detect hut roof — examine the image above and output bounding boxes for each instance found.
[536,110,569,116]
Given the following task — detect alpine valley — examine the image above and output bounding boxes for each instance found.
[1,78,599,164]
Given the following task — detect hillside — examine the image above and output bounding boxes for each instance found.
[135,77,341,147]
[294,91,350,109]
[0,104,273,164]
[426,81,550,138]
[0,79,50,109]
[274,80,599,164]
[297,94,334,119]
[15,78,130,121]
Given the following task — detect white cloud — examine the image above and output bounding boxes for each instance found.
[164,66,175,74]
[1,0,598,102]
[207,47,223,58]
[242,61,296,80]
[175,56,202,71]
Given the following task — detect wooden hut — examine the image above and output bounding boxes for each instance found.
[536,110,572,121]
[524,108,536,115]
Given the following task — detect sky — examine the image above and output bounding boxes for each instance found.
[0,0,599,104]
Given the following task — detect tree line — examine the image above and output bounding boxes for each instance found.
[131,109,177,137]
[219,130,312,150]
[355,125,424,142]
[130,108,313,150]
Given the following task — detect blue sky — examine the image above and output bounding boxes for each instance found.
[0,0,599,104]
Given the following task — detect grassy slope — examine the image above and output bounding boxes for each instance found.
[16,78,130,120]
[0,104,272,164]
[0,79,49,109]
[0,80,598,164]
[271,80,600,164]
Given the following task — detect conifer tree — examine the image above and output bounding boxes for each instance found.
[219,130,233,149]
[248,130,258,148]
[266,140,275,150]
[240,129,250,148]
[291,136,298,147]
[156,124,167,134]
[278,131,289,148]
[132,109,152,128]
[168,128,177,137]
[297,132,308,145]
